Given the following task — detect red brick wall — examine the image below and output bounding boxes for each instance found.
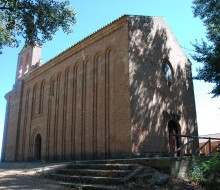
[3,17,132,161]
[128,16,198,156]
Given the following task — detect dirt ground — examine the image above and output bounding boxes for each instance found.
[0,161,69,190]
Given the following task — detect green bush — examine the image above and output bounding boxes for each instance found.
[190,153,220,183]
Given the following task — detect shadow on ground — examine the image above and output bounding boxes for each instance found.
[0,162,68,190]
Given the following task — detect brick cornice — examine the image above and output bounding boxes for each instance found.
[27,16,128,82]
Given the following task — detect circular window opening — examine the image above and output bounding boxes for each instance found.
[162,60,173,82]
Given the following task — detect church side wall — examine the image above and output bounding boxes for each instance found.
[15,21,131,161]
[128,16,198,157]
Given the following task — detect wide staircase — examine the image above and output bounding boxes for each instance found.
[49,160,145,189]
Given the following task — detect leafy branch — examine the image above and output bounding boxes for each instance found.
[0,0,76,53]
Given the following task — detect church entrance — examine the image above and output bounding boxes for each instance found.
[34,134,41,160]
[168,120,180,156]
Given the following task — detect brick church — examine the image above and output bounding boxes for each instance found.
[1,15,198,161]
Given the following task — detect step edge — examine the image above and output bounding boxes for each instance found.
[55,181,116,189]
[51,173,122,180]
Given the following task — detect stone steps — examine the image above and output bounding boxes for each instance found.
[66,163,136,170]
[49,161,144,189]
[51,173,122,185]
[56,168,130,177]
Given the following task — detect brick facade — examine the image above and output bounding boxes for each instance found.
[1,15,198,161]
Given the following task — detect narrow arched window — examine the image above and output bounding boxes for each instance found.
[32,85,38,115]
[24,53,30,74]
[162,60,173,83]
[39,81,45,114]
[18,57,23,78]
[50,79,55,96]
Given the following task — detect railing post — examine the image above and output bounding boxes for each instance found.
[209,138,211,156]
[179,136,183,157]
[170,132,173,157]
[192,137,195,156]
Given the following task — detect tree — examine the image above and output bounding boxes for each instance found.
[0,0,76,53]
[192,0,220,97]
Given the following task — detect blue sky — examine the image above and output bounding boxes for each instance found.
[0,0,220,154]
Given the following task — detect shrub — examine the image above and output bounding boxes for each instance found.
[190,153,220,184]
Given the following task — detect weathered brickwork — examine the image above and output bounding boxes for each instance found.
[128,16,198,156]
[1,15,198,161]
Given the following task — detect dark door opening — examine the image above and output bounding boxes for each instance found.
[34,134,41,160]
[168,120,180,156]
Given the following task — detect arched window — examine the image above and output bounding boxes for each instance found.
[32,85,38,115]
[50,79,55,96]
[39,81,45,114]
[24,53,30,74]
[162,60,173,82]
[18,57,23,78]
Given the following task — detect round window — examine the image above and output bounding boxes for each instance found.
[162,60,173,82]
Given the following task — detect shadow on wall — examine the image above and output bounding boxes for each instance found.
[129,16,197,156]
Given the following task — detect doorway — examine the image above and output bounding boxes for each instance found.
[168,120,180,156]
[34,134,41,160]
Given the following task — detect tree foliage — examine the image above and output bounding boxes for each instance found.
[192,0,220,97]
[0,0,76,53]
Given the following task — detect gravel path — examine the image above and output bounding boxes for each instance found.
[0,161,70,190]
